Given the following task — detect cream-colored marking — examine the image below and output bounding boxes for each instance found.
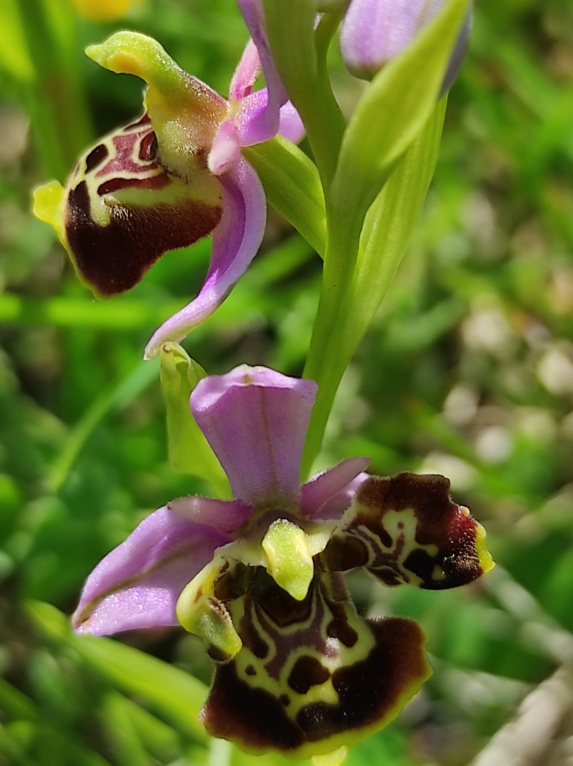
[312,746,348,766]
[229,589,376,719]
[353,506,440,586]
[432,564,446,582]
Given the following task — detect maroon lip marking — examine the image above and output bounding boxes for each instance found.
[85,144,109,173]
[139,132,158,161]
[65,179,222,297]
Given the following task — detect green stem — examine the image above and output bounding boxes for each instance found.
[301,218,363,476]
[301,102,447,476]
[18,0,93,178]
[245,137,326,257]
[262,0,346,190]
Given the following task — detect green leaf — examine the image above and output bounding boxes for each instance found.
[245,137,326,257]
[10,0,93,177]
[0,0,34,82]
[302,101,446,474]
[160,343,230,496]
[27,601,210,744]
[0,677,112,766]
[48,357,160,493]
[351,98,448,339]
[102,694,152,766]
[262,0,345,186]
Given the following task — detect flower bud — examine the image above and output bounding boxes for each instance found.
[341,0,471,92]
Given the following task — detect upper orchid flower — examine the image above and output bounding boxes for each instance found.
[340,0,472,91]
[33,13,303,359]
[73,364,493,760]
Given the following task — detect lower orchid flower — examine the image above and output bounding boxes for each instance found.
[73,364,493,760]
[33,16,303,360]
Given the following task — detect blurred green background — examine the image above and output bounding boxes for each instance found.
[1,0,573,764]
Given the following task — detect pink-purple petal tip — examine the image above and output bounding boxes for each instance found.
[72,505,232,635]
[300,456,370,520]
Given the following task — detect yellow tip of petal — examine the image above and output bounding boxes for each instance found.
[312,747,348,766]
[86,32,175,84]
[176,560,242,660]
[475,522,495,575]
[86,38,141,77]
[33,181,67,245]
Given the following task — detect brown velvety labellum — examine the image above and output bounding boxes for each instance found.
[65,180,222,297]
[201,616,428,755]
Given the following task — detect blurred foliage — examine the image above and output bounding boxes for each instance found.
[1,0,573,764]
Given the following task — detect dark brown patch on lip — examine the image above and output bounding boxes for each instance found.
[341,474,485,589]
[139,132,158,161]
[202,661,305,752]
[214,561,250,602]
[326,601,358,648]
[287,656,330,694]
[201,615,428,754]
[322,534,369,572]
[296,617,428,743]
[65,179,222,297]
[96,172,170,196]
[85,144,109,173]
[238,602,270,660]
[250,568,313,628]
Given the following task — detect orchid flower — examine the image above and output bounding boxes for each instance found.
[33,15,303,360]
[340,0,472,90]
[73,365,493,759]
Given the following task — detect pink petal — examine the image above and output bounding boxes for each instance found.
[234,90,305,147]
[278,101,305,144]
[190,365,317,508]
[208,119,241,176]
[300,457,370,520]
[235,0,288,145]
[168,495,252,534]
[229,39,261,101]
[144,157,266,358]
[72,499,250,635]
